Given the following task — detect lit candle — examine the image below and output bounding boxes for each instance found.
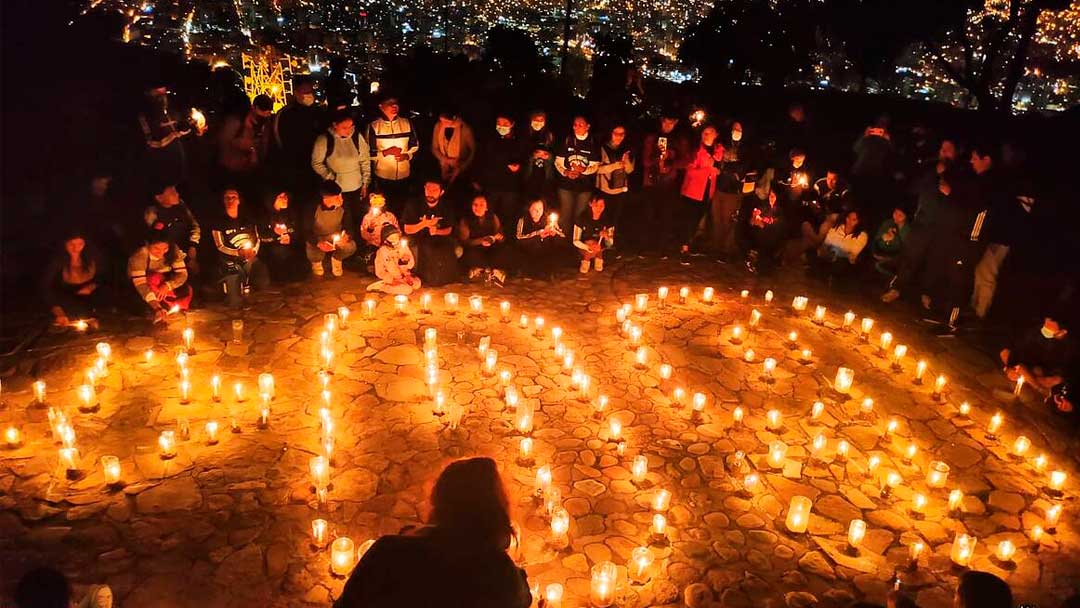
[883,471,902,495]
[1031,525,1044,544]
[657,286,669,306]
[545,583,564,608]
[505,387,519,411]
[519,314,529,328]
[679,286,690,303]
[914,360,927,384]
[258,403,270,428]
[732,406,744,426]
[550,506,570,546]
[1046,504,1062,529]
[842,311,855,330]
[535,465,552,495]
[996,540,1016,563]
[1013,436,1031,457]
[1014,375,1025,397]
[792,296,808,311]
[766,409,782,431]
[419,293,431,313]
[926,461,950,488]
[628,325,642,346]
[331,537,355,576]
[658,364,672,381]
[743,473,760,493]
[615,306,628,323]
[879,331,893,353]
[933,374,947,400]
[950,534,976,567]
[311,519,328,548]
[563,352,575,370]
[590,561,618,607]
[394,294,408,313]
[904,443,918,464]
[4,426,22,449]
[94,357,109,378]
[96,342,112,360]
[444,292,459,312]
[813,305,826,324]
[987,412,1003,437]
[910,541,925,564]
[544,487,562,516]
[258,373,275,398]
[948,489,963,512]
[433,390,446,416]
[730,324,744,344]
[205,420,219,445]
[1034,453,1048,472]
[787,330,798,345]
[811,434,827,458]
[848,519,866,550]
[519,437,533,462]
[516,402,534,434]
[743,349,755,363]
[608,417,622,442]
[322,347,334,371]
[72,319,88,331]
[702,287,714,303]
[594,394,609,416]
[144,349,154,364]
[97,455,121,485]
[692,392,706,414]
[672,387,686,406]
[651,513,667,538]
[958,401,971,417]
[892,344,907,369]
[653,489,671,511]
[785,496,812,533]
[1049,470,1067,492]
[499,369,512,387]
[32,380,46,405]
[762,357,777,380]
[337,306,350,328]
[764,290,773,303]
[469,295,483,315]
[484,350,498,375]
[309,455,330,489]
[748,308,761,328]
[834,367,854,394]
[811,401,825,420]
[740,289,749,299]
[179,379,191,404]
[182,327,195,353]
[211,375,221,402]
[59,447,81,474]
[635,293,649,312]
[635,346,647,368]
[768,441,787,469]
[629,546,654,584]
[860,317,874,338]
[364,298,377,318]
[534,316,545,337]
[233,382,245,402]
[499,300,511,321]
[158,430,177,459]
[912,493,928,514]
[836,440,849,461]
[632,455,648,483]
[867,455,881,476]
[578,374,592,401]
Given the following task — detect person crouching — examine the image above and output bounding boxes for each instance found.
[368,224,421,295]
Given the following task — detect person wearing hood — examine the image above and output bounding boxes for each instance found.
[367,95,419,213]
[554,115,601,235]
[273,77,325,195]
[739,172,785,275]
[482,113,526,222]
[431,109,477,186]
[368,224,420,295]
[522,110,556,197]
[312,109,372,221]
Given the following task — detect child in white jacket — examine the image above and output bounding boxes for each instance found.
[367,225,420,295]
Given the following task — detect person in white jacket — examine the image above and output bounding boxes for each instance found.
[366,96,419,213]
[814,209,868,283]
[312,110,371,221]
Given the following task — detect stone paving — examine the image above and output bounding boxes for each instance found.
[1,259,1077,608]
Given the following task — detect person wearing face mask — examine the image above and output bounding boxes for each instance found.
[210,189,269,308]
[596,124,634,247]
[522,111,555,198]
[481,113,526,223]
[218,94,275,204]
[712,121,751,260]
[514,198,567,280]
[312,110,372,222]
[554,115,600,235]
[137,82,205,192]
[273,78,325,196]
[431,109,476,187]
[1000,315,1076,411]
[678,125,724,264]
[367,95,419,213]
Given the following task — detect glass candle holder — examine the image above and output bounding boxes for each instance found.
[628,546,655,583]
[792,296,808,312]
[590,561,618,607]
[311,519,328,548]
[768,441,787,469]
[813,305,827,324]
[100,455,121,485]
[785,496,812,533]
[926,461,950,488]
[331,537,355,576]
[834,367,854,394]
[950,534,976,567]
[847,519,866,550]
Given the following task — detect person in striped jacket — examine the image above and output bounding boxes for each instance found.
[367,95,419,213]
[127,230,191,323]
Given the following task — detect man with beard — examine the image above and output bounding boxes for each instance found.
[402,180,459,285]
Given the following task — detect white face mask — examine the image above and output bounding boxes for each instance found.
[1042,325,1058,339]
[496,125,511,136]
[575,132,589,141]
[297,94,315,107]
[731,130,742,142]
[531,120,545,131]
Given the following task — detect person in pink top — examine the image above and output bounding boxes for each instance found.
[678,125,724,264]
[367,224,420,295]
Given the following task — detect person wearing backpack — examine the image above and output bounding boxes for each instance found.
[312,109,371,223]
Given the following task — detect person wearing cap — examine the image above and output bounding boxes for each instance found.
[305,180,357,277]
[359,192,400,248]
[367,95,419,213]
[368,224,420,295]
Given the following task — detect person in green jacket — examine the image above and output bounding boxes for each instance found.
[872,204,911,276]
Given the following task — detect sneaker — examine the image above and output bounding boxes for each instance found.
[594,258,604,272]
[468,267,484,281]
[492,269,506,287]
[881,289,900,303]
[311,262,325,277]
[579,259,591,274]
[330,258,344,277]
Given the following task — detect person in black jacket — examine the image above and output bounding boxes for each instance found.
[144,182,201,275]
[210,189,269,307]
[42,229,108,327]
[334,457,532,608]
[260,190,304,282]
[971,150,1028,321]
[514,198,567,280]
[522,110,555,198]
[459,194,509,286]
[481,113,525,223]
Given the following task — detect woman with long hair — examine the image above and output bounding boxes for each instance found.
[42,229,107,327]
[335,457,531,608]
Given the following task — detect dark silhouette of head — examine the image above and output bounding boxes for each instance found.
[956,571,1012,608]
[429,457,514,553]
[14,567,71,608]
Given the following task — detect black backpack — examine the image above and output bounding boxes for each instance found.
[321,130,364,160]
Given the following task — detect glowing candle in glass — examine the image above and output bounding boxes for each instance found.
[867,455,881,476]
[550,506,570,546]
[59,447,81,474]
[834,367,854,394]
[628,325,642,347]
[337,306,350,328]
[444,292,459,312]
[679,286,690,303]
[658,364,672,381]
[764,290,774,303]
[811,434,827,458]
[635,346,647,368]
[949,489,964,512]
[785,496,812,533]
[1014,374,1025,397]
[672,387,686,406]
[158,430,177,459]
[813,305,826,324]
[309,455,330,489]
[768,441,787,469]
[545,584,564,608]
[811,401,825,420]
[860,317,874,339]
[657,286,669,307]
[951,534,976,567]
[910,541,925,565]
[848,519,866,550]
[629,546,654,584]
[836,440,849,461]
[516,402,534,434]
[743,349,756,363]
[544,486,562,516]
[433,390,447,416]
[331,537,355,576]
[743,473,760,494]
[205,420,219,445]
[730,324,744,344]
[32,380,47,405]
[208,374,221,402]
[634,293,649,312]
[1013,436,1031,457]
[842,311,855,330]
[590,561,618,607]
[692,392,706,414]
[762,357,777,380]
[534,316,545,337]
[631,455,648,484]
[1031,525,1044,545]
[503,387,518,411]
[864,396,878,418]
[651,513,667,538]
[101,455,121,485]
[702,287,714,303]
[324,312,338,333]
[787,330,798,345]
[766,409,782,431]
[484,350,498,376]
[1034,453,1048,472]
[994,540,1016,563]
[740,289,749,299]
[392,294,407,313]
[1049,470,1067,492]
[469,295,483,315]
[309,519,329,548]
[926,461,950,488]
[181,326,195,354]
[419,293,431,313]
[748,308,761,329]
[912,360,927,384]
[987,412,1003,438]
[258,373,275,399]
[4,426,22,449]
[879,331,893,353]
[912,493,928,514]
[594,394,609,417]
[932,374,947,400]
[1046,504,1062,529]
[364,298,377,318]
[792,296,808,312]
[608,417,622,443]
[535,465,552,495]
[904,443,918,464]
[518,437,533,463]
[233,382,245,403]
[653,489,671,511]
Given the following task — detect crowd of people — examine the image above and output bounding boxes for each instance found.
[38,76,1075,417]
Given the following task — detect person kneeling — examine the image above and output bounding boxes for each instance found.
[1000,315,1076,415]
[368,225,421,295]
[262,190,305,283]
[128,230,192,323]
[813,209,867,283]
[211,188,269,307]
[573,195,614,274]
[359,192,400,269]
[459,194,509,286]
[514,199,567,280]
[306,180,358,277]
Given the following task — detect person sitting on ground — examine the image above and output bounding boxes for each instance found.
[514,199,566,280]
[42,230,107,328]
[360,192,400,250]
[816,209,868,272]
[459,194,509,286]
[305,180,357,278]
[740,174,785,275]
[573,195,614,274]
[871,204,911,276]
[334,457,532,608]
[128,230,192,323]
[778,148,812,205]
[1000,315,1076,409]
[402,179,459,286]
[367,224,420,295]
[210,188,269,307]
[261,190,304,283]
[144,182,201,275]
[954,571,1011,608]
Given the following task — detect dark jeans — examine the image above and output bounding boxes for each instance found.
[514,237,568,278]
[220,258,270,308]
[412,236,460,286]
[711,191,742,255]
[263,242,306,282]
[557,189,593,236]
[639,183,679,252]
[342,189,367,226]
[677,196,708,250]
[462,242,510,271]
[891,226,931,293]
[51,285,110,320]
[602,192,628,243]
[487,190,521,225]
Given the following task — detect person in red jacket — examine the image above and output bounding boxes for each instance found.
[677,126,724,264]
[639,110,688,254]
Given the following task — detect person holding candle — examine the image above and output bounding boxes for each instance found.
[573,195,615,274]
[366,94,419,214]
[639,110,688,254]
[596,123,634,253]
[522,110,556,199]
[259,190,305,282]
[367,225,420,295]
[430,108,476,189]
[210,188,269,308]
[334,457,531,608]
[999,315,1076,414]
[812,209,869,285]
[554,115,601,236]
[513,199,567,280]
[710,121,754,261]
[402,179,459,286]
[305,180,357,278]
[871,204,912,276]
[42,229,109,328]
[458,194,509,287]
[358,192,401,272]
[677,125,725,265]
[136,82,205,192]
[128,230,192,323]
[739,174,786,275]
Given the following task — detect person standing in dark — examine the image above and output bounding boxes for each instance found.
[210,189,269,308]
[145,183,201,277]
[773,103,811,164]
[554,115,601,236]
[431,108,477,188]
[402,180,459,286]
[522,110,555,198]
[596,124,634,245]
[740,175,786,275]
[514,198,566,280]
[481,112,525,222]
[42,230,108,327]
[640,110,688,254]
[312,110,372,222]
[459,194,510,286]
[136,83,205,192]
[971,159,1029,322]
[678,125,724,264]
[272,77,325,199]
[367,95,419,214]
[712,121,752,260]
[851,117,897,226]
[261,191,304,282]
[217,94,274,205]
[334,457,531,608]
